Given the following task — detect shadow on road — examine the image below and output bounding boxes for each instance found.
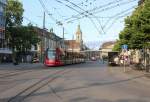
[9,74,145,101]
[69,96,148,102]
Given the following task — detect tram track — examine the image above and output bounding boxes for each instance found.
[7,68,72,102]
[0,70,34,79]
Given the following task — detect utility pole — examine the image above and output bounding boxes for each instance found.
[41,12,45,63]
[72,35,74,64]
[63,26,64,48]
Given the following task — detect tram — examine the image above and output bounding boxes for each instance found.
[44,48,85,66]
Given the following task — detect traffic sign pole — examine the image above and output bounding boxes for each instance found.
[122,44,128,72]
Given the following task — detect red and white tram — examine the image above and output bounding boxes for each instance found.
[44,48,85,67]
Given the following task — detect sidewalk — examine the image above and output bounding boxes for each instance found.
[109,65,150,86]
[0,63,44,70]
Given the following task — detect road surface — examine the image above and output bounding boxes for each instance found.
[0,61,150,102]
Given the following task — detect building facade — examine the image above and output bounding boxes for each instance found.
[65,24,85,52]
[0,0,9,63]
[0,0,6,48]
[100,41,116,57]
[29,27,65,62]
[7,27,65,63]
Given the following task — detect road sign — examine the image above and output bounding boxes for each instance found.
[122,44,128,50]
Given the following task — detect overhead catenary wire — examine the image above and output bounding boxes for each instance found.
[55,0,81,14]
[87,5,137,19]
[36,0,138,38]
[66,0,138,23]
[64,0,137,35]
[23,16,39,27]
[93,0,138,14]
[64,0,126,21]
[61,0,138,34]
[53,7,66,19]
[102,5,137,30]
[62,0,105,34]
[55,0,102,34]
[38,0,57,23]
[105,11,133,33]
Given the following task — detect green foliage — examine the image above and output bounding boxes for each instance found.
[113,41,121,51]
[6,0,24,27]
[7,25,40,52]
[114,0,150,50]
[5,0,40,52]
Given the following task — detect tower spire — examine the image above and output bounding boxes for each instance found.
[76,24,82,43]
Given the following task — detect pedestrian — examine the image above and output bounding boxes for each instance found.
[114,56,119,65]
[120,55,124,66]
[13,57,19,65]
[3,56,6,62]
[26,55,32,63]
[102,56,104,64]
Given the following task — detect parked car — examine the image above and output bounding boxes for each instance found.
[32,57,39,63]
[91,57,96,61]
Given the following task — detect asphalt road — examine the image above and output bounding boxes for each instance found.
[0,61,150,102]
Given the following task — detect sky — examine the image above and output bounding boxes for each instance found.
[20,0,139,49]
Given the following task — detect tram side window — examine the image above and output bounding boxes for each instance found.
[60,54,65,60]
[48,51,55,59]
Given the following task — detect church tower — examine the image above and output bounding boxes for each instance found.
[76,24,82,43]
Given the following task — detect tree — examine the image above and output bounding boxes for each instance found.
[7,25,40,52]
[114,0,150,51]
[5,0,40,64]
[6,0,24,27]
[113,40,121,51]
[5,0,24,64]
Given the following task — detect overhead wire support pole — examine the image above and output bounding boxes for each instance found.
[43,12,46,30]
[41,12,45,63]
[63,26,64,48]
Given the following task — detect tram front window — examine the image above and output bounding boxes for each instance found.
[47,50,55,60]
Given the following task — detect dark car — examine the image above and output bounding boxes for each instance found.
[108,51,119,66]
[32,57,39,63]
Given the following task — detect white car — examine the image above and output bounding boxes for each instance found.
[91,57,96,61]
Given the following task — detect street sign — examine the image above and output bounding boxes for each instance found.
[122,44,128,50]
[121,44,128,72]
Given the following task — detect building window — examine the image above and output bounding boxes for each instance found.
[35,45,37,50]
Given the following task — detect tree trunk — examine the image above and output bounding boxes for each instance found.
[12,48,18,65]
